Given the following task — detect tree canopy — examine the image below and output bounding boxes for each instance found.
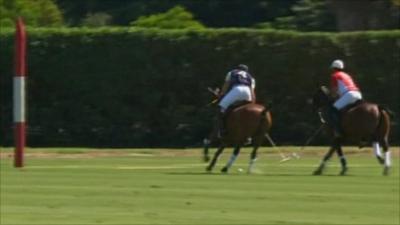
[130,5,205,29]
[0,0,63,27]
[1,0,398,31]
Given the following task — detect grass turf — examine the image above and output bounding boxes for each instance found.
[0,147,399,225]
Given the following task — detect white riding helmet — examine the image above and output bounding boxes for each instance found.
[331,59,344,69]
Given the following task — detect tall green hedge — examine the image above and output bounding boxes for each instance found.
[1,28,399,147]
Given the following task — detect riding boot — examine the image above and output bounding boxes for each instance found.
[216,111,227,138]
[327,107,342,138]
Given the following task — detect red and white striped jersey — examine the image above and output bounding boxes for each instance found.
[331,71,360,96]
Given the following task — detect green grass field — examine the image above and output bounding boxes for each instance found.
[1,147,399,225]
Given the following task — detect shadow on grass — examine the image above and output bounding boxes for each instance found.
[163,171,332,177]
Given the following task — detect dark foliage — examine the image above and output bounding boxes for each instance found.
[1,28,399,147]
[55,0,299,27]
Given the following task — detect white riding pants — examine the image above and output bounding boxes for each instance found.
[333,91,362,110]
[219,85,252,112]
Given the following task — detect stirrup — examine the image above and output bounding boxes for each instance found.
[333,129,342,138]
[217,131,222,138]
[217,129,226,138]
[244,137,252,145]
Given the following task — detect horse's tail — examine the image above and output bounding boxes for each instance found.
[374,105,392,141]
[378,105,395,119]
[251,107,272,141]
[260,107,272,131]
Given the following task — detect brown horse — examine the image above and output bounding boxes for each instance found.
[311,86,392,175]
[203,101,272,173]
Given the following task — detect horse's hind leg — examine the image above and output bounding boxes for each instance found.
[248,134,264,174]
[206,145,225,172]
[313,146,335,175]
[248,145,259,174]
[381,138,391,176]
[336,145,348,176]
[221,145,241,173]
[372,142,385,165]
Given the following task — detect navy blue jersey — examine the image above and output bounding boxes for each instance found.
[228,69,253,87]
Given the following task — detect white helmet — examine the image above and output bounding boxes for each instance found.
[331,59,344,69]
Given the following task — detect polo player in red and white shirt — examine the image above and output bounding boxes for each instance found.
[327,59,363,138]
[330,59,363,110]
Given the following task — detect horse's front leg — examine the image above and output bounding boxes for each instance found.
[221,145,241,173]
[313,146,336,175]
[203,127,220,162]
[336,145,348,175]
[372,142,385,165]
[381,138,391,176]
[206,145,225,172]
[203,138,211,162]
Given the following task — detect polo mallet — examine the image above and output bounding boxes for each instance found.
[300,124,324,151]
[207,87,220,97]
[264,133,292,163]
[206,87,221,106]
[206,99,218,106]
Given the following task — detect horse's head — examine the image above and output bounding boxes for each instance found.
[311,86,333,111]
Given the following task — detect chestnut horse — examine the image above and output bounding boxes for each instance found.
[203,101,272,174]
[312,86,392,175]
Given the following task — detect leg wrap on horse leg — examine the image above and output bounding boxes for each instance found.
[384,151,391,167]
[336,146,348,175]
[226,154,238,169]
[339,156,347,168]
[248,145,259,173]
[226,147,241,169]
[372,142,384,164]
[248,158,257,173]
[336,146,346,167]
[373,142,383,157]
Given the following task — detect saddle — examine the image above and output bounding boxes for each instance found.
[319,100,364,129]
[225,100,252,116]
[339,100,365,113]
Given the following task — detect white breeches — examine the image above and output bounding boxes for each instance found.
[218,85,252,112]
[333,91,362,110]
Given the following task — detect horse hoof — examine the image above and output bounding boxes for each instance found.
[203,156,210,163]
[339,167,348,176]
[313,170,322,176]
[206,166,213,172]
[383,167,390,176]
[221,167,228,173]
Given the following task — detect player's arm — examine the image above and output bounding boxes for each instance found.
[251,78,256,103]
[330,75,338,98]
[219,72,231,97]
